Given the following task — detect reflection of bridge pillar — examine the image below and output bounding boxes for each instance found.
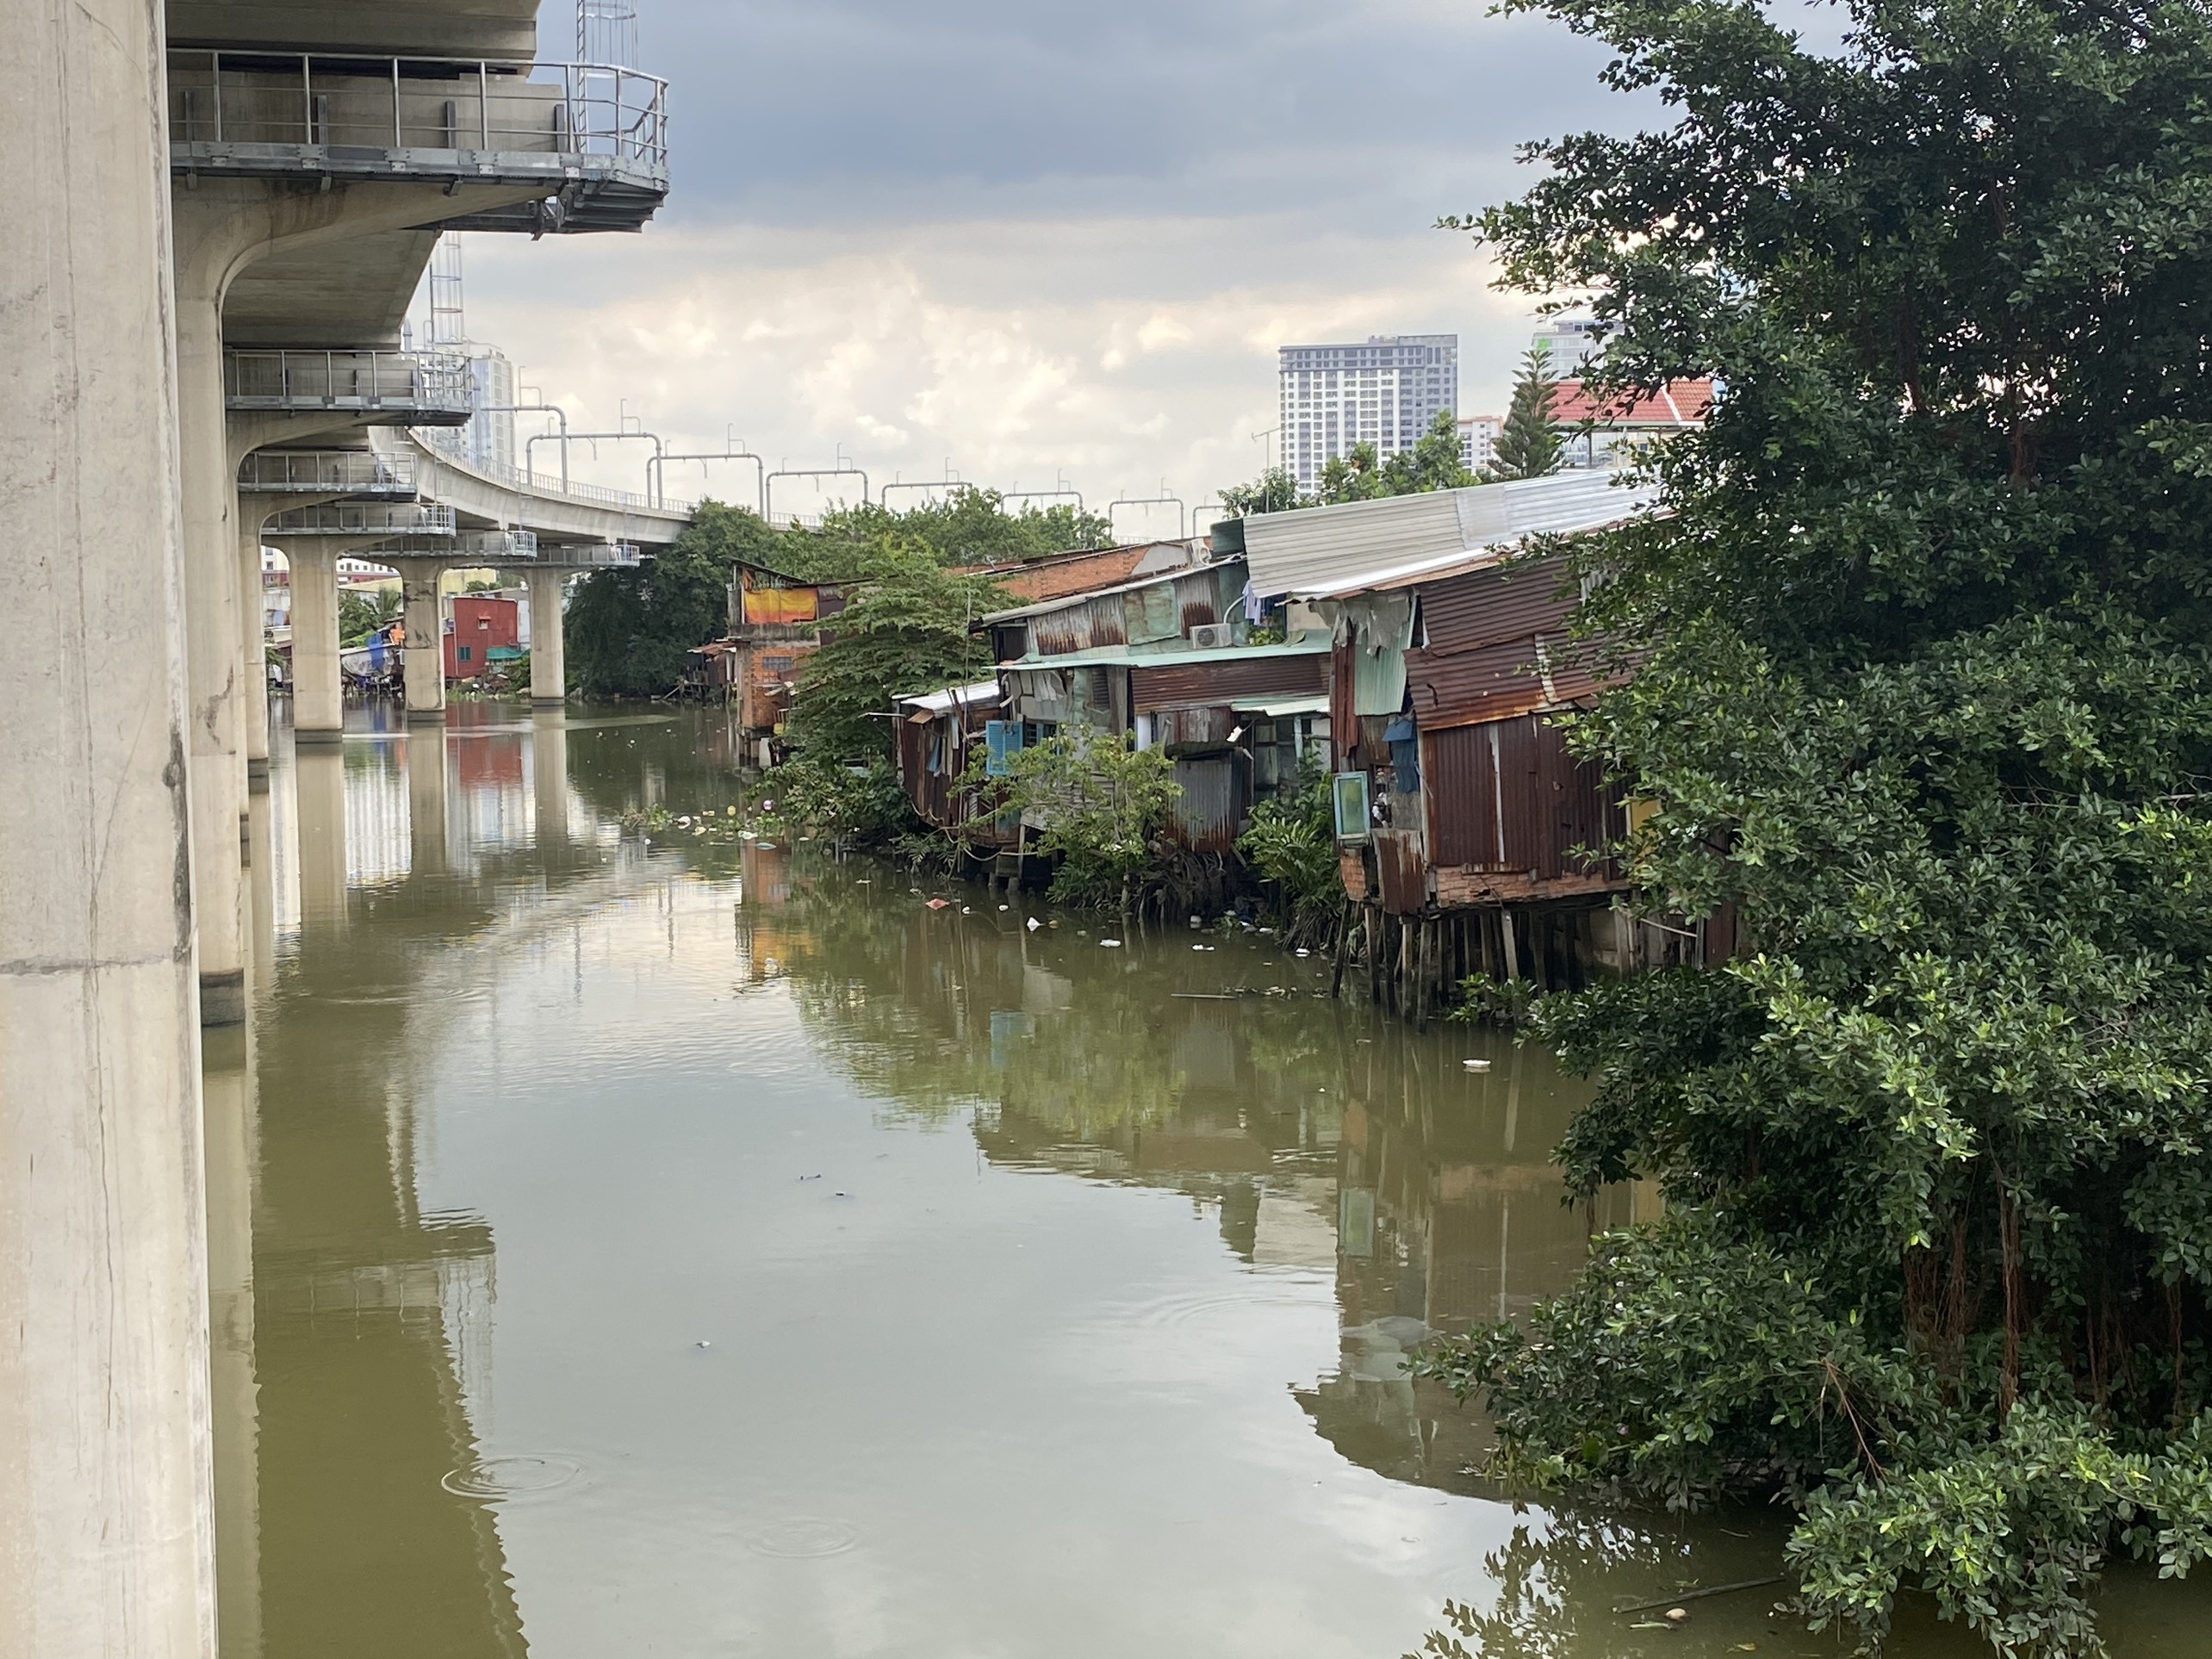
[407,723,452,878]
[528,567,568,705]
[533,712,572,847]
[241,519,272,787]
[396,559,449,723]
[202,1025,264,1659]
[3,3,218,1650]
[288,544,344,742]
[295,743,351,925]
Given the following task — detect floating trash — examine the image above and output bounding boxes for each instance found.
[1025,917,1041,932]
[1463,1059,1493,1073]
[441,1455,581,1501]
[925,898,951,910]
[1100,939,1122,948]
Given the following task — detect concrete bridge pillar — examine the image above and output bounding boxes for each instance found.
[2,2,219,1655]
[396,560,450,724]
[240,521,272,788]
[171,226,256,1025]
[288,545,345,743]
[528,567,569,706]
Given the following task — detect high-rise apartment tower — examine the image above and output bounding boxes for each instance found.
[1277,334,1457,494]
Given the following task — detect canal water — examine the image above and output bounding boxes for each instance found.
[214,704,2211,1659]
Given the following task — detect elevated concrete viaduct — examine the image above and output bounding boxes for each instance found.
[3,0,672,1653]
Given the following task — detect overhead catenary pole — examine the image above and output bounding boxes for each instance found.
[764,464,871,525]
[647,433,767,513]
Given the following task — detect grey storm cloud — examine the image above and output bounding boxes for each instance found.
[635,0,1640,227]
[463,0,1836,515]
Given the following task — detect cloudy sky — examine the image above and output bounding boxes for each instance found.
[457,0,1662,531]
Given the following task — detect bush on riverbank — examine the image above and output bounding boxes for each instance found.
[1410,0,2212,1650]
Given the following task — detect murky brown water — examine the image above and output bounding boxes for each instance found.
[212,703,2212,1658]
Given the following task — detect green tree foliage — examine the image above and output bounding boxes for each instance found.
[1237,761,1345,946]
[983,730,1182,924]
[1488,345,1563,480]
[786,544,1005,761]
[1414,0,2212,1650]
[1222,413,1478,516]
[773,485,1112,579]
[565,488,1097,696]
[567,500,770,696]
[338,585,401,646]
[1220,466,1307,518]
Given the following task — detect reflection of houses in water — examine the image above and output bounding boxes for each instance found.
[1299,1049,1661,1491]
[769,892,1646,1499]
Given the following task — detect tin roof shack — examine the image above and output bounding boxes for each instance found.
[961,539,1204,606]
[984,558,1333,853]
[703,562,857,751]
[1239,473,1675,1002]
[892,679,1009,855]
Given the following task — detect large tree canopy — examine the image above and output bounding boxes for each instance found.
[1419,0,2212,1651]
[786,544,1005,761]
[565,500,777,697]
[564,488,1109,697]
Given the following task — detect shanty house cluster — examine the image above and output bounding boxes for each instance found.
[713,465,1728,991]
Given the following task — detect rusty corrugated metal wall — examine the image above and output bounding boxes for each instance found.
[1171,754,1246,852]
[1330,633,1359,767]
[1405,637,1549,728]
[1373,829,1427,915]
[1416,556,1576,653]
[1132,652,1326,711]
[1423,715,1621,881]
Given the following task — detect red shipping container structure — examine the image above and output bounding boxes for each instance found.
[444,594,521,681]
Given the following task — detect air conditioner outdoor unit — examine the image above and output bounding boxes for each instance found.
[1188,623,1233,649]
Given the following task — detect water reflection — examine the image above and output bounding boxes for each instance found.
[216,705,2211,1659]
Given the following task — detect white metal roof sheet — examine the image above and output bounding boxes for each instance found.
[1240,470,1661,600]
[895,678,1003,715]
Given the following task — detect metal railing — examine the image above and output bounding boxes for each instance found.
[238,450,418,494]
[358,528,539,562]
[227,349,471,416]
[540,541,641,568]
[266,503,457,536]
[415,425,693,513]
[166,52,668,170]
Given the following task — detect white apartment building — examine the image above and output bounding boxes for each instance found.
[1278,334,1457,494]
[1457,413,1503,475]
[1532,316,1602,376]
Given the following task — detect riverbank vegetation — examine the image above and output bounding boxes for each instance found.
[979,730,1184,927]
[565,488,1109,698]
[1412,0,2212,1650]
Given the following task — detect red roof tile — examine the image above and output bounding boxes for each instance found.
[1550,378,1713,427]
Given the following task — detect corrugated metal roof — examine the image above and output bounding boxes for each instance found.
[1008,640,1330,674]
[982,557,1240,624]
[895,679,1003,716]
[1241,471,1661,600]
